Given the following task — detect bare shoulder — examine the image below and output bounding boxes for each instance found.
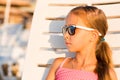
[109,68,118,80]
[49,57,66,70]
[52,57,66,67]
[46,57,66,80]
[54,57,66,63]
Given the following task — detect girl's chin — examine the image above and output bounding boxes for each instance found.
[67,48,75,52]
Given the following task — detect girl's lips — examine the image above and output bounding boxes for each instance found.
[65,42,71,45]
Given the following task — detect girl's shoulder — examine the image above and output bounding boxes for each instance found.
[46,57,69,80]
[54,57,66,62]
[53,57,72,68]
[51,57,65,67]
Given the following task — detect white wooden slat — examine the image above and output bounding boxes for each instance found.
[46,3,120,18]
[41,18,120,33]
[45,6,75,18]
[105,34,120,48]
[48,0,119,5]
[114,68,120,80]
[92,0,120,3]
[36,48,120,66]
[108,18,120,32]
[36,47,120,65]
[38,47,75,64]
[39,33,120,48]
[37,43,120,64]
[39,34,66,48]
[95,4,120,16]
[112,50,120,65]
[37,33,120,67]
[92,1,120,6]
[48,3,87,7]
[42,20,65,33]
[35,50,66,64]
[37,48,120,65]
[48,0,90,4]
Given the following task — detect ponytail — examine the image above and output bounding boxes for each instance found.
[95,40,113,80]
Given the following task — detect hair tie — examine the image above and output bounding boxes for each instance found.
[101,38,105,42]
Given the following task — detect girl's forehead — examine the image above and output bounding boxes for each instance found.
[66,14,86,27]
[66,14,79,24]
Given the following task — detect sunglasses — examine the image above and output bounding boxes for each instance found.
[62,25,102,36]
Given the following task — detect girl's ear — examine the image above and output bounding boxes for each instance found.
[90,30,99,42]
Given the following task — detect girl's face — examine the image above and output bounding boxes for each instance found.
[63,13,92,52]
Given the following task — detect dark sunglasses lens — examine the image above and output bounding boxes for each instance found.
[62,26,76,35]
[68,26,75,35]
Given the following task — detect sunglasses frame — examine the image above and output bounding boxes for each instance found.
[62,25,102,36]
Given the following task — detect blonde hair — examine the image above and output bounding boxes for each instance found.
[70,6,113,80]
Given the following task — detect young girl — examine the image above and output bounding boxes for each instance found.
[46,6,117,80]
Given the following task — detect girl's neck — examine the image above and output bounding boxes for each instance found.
[72,52,97,71]
[74,48,97,67]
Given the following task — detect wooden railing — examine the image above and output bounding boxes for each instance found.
[38,64,120,68]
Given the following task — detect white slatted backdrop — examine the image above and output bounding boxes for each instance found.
[22,0,120,80]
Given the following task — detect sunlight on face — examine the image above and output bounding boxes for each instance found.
[64,13,92,52]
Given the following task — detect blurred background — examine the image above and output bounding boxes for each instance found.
[0,0,37,80]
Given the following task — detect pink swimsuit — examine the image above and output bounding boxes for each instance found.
[55,58,98,80]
